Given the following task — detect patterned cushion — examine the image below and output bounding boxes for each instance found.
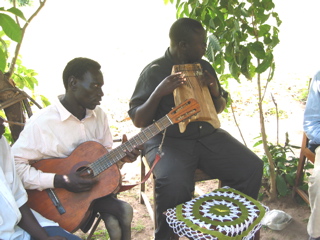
[165,186,268,240]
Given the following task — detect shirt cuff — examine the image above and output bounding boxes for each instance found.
[39,173,56,190]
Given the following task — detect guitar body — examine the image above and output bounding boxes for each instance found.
[27,141,121,233]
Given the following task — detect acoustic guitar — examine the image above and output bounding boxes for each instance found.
[27,98,200,232]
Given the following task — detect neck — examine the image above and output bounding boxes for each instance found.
[60,95,86,120]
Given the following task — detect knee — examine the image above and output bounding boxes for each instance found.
[104,214,121,229]
[120,201,133,224]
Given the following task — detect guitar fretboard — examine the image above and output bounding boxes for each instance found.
[89,115,172,176]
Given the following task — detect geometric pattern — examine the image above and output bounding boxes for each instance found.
[165,187,268,240]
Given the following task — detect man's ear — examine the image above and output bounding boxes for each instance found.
[178,41,188,50]
[68,76,77,91]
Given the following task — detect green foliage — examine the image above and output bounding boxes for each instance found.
[11,56,38,89]
[132,222,145,232]
[255,132,311,197]
[89,229,109,240]
[0,2,50,134]
[0,6,26,72]
[166,0,281,83]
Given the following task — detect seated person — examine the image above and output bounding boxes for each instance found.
[11,57,141,240]
[128,18,263,240]
[303,70,320,240]
[0,117,81,240]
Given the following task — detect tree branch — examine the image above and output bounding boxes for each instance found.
[7,0,47,78]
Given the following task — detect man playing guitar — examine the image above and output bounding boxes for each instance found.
[12,57,142,240]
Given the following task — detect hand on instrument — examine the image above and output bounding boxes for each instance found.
[120,134,143,163]
[155,72,186,97]
[54,171,98,193]
[203,70,221,98]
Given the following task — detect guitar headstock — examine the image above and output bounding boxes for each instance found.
[167,98,200,124]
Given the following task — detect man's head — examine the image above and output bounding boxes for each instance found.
[63,57,101,90]
[62,57,104,112]
[169,18,207,63]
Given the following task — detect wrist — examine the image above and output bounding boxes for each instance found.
[54,174,66,188]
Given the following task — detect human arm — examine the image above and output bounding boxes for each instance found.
[202,69,226,113]
[18,203,66,240]
[130,72,186,128]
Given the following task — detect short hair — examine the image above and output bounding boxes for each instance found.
[62,57,101,90]
[169,18,205,44]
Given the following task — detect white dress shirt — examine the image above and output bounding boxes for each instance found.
[0,137,57,240]
[12,96,113,191]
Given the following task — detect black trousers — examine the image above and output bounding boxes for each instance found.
[144,128,263,240]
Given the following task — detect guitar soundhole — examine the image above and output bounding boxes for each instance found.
[77,166,94,178]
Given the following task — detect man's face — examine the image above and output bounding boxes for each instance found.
[0,117,5,139]
[185,29,207,63]
[73,69,104,110]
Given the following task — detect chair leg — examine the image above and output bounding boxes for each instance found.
[139,154,146,205]
[86,215,102,240]
[293,155,306,198]
[152,177,157,230]
[254,229,260,240]
[139,156,156,228]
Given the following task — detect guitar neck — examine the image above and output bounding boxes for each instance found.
[89,115,172,176]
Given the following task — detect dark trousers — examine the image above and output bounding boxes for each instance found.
[144,128,263,240]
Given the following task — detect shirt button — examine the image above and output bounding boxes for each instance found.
[199,125,202,129]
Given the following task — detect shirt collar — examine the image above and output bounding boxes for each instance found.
[55,95,96,122]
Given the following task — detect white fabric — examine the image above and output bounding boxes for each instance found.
[308,146,320,238]
[0,137,57,240]
[12,96,113,191]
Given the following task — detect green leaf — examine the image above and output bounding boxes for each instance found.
[272,12,282,27]
[0,48,6,72]
[276,175,288,196]
[0,13,22,42]
[207,34,221,52]
[253,139,263,147]
[256,52,273,73]
[249,41,265,59]
[40,95,51,107]
[258,24,271,37]
[6,7,27,21]
[229,60,240,80]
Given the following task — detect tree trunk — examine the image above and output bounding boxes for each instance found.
[0,71,25,142]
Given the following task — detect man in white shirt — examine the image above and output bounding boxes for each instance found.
[12,57,141,240]
[0,117,81,240]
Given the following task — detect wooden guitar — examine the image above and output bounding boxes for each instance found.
[27,98,200,232]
